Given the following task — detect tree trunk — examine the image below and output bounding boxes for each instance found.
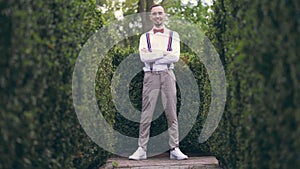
[138,0,154,32]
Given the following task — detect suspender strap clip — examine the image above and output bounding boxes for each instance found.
[150,62,154,73]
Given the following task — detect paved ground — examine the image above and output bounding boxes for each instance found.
[100,153,221,169]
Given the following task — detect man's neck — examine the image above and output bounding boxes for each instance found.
[153,25,164,29]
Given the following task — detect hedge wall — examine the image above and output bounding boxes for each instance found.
[107,45,212,156]
[208,0,300,168]
[0,0,113,168]
[3,0,299,168]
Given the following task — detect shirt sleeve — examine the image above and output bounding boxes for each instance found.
[139,34,163,63]
[155,31,180,64]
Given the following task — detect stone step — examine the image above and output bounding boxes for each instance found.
[100,154,221,169]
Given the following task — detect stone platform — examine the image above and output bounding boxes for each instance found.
[100,153,221,169]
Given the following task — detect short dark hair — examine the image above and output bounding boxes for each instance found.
[150,4,165,12]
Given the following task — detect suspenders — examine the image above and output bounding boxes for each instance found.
[146,31,173,72]
[146,33,154,72]
[146,33,152,52]
[166,31,173,69]
[167,31,173,51]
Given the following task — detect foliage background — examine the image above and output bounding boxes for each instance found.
[0,0,111,168]
[1,0,300,168]
[208,0,300,168]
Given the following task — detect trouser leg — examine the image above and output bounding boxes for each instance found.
[161,70,179,149]
[138,73,160,151]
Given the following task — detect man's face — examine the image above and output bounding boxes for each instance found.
[150,6,166,27]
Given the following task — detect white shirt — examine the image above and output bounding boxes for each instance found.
[139,27,180,72]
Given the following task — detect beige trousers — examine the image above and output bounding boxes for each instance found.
[138,70,179,151]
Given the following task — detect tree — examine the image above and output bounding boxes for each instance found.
[138,0,154,31]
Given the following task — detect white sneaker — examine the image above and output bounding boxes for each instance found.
[170,148,188,160]
[129,147,147,160]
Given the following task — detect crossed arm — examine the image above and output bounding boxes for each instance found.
[139,32,180,64]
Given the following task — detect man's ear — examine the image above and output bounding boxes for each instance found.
[163,12,167,18]
[163,14,167,20]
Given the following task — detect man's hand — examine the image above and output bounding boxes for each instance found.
[141,48,150,53]
[163,51,172,56]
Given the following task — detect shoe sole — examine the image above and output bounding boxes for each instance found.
[129,157,147,160]
[170,155,188,160]
[170,157,188,160]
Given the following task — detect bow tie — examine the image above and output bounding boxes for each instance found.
[153,28,164,34]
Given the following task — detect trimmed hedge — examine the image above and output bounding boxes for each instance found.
[107,45,212,155]
[0,0,113,168]
[208,0,300,168]
[3,0,299,168]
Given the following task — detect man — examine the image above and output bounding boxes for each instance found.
[129,4,188,160]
